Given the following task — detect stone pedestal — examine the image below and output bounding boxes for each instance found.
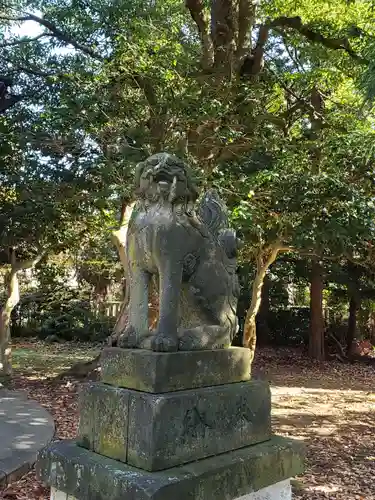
[37,347,304,500]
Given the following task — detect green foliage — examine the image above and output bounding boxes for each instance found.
[2,0,375,351]
[13,286,115,341]
[264,307,310,346]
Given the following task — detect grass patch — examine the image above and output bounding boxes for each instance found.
[12,340,100,378]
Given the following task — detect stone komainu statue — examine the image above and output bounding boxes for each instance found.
[119,152,240,352]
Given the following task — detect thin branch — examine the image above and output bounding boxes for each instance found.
[0,13,103,59]
[281,34,306,73]
[266,63,326,122]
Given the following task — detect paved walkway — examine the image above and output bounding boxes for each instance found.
[0,389,54,487]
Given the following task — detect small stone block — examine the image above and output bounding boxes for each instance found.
[37,437,305,500]
[235,480,291,500]
[100,347,251,392]
[77,383,129,462]
[50,488,78,500]
[50,488,68,500]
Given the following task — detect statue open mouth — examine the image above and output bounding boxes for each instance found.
[154,173,173,185]
[150,167,177,184]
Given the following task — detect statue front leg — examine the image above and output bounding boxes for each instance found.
[151,262,182,352]
[118,264,150,348]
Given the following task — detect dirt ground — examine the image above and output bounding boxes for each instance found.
[0,342,374,499]
[254,348,374,500]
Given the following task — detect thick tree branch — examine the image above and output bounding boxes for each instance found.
[185,0,214,69]
[3,56,55,78]
[132,75,157,107]
[131,74,166,149]
[270,16,367,63]
[236,0,256,64]
[0,13,103,59]
[242,16,367,79]
[210,0,235,67]
[15,251,46,271]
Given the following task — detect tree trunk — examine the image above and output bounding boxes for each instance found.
[93,281,109,316]
[309,260,325,360]
[257,274,271,345]
[243,245,280,363]
[0,249,45,376]
[369,311,375,345]
[347,294,359,355]
[0,265,19,376]
[110,202,135,341]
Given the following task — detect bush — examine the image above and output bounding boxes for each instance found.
[258,306,310,346]
[11,288,115,341]
[37,308,115,341]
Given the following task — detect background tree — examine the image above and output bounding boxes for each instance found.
[0,107,113,375]
[1,0,375,363]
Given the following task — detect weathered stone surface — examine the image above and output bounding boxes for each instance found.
[100,347,251,392]
[128,379,271,470]
[37,436,305,500]
[77,383,129,463]
[76,380,270,471]
[50,482,292,500]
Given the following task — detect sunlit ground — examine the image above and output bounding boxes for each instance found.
[11,339,100,379]
[254,348,375,499]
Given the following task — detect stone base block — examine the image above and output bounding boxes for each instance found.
[78,380,271,471]
[100,347,251,392]
[38,437,304,500]
[50,480,291,500]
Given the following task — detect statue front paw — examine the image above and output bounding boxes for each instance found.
[151,333,178,352]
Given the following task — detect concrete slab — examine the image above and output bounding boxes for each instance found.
[0,389,54,486]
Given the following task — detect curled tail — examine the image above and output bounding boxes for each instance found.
[197,189,229,237]
[198,189,239,260]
